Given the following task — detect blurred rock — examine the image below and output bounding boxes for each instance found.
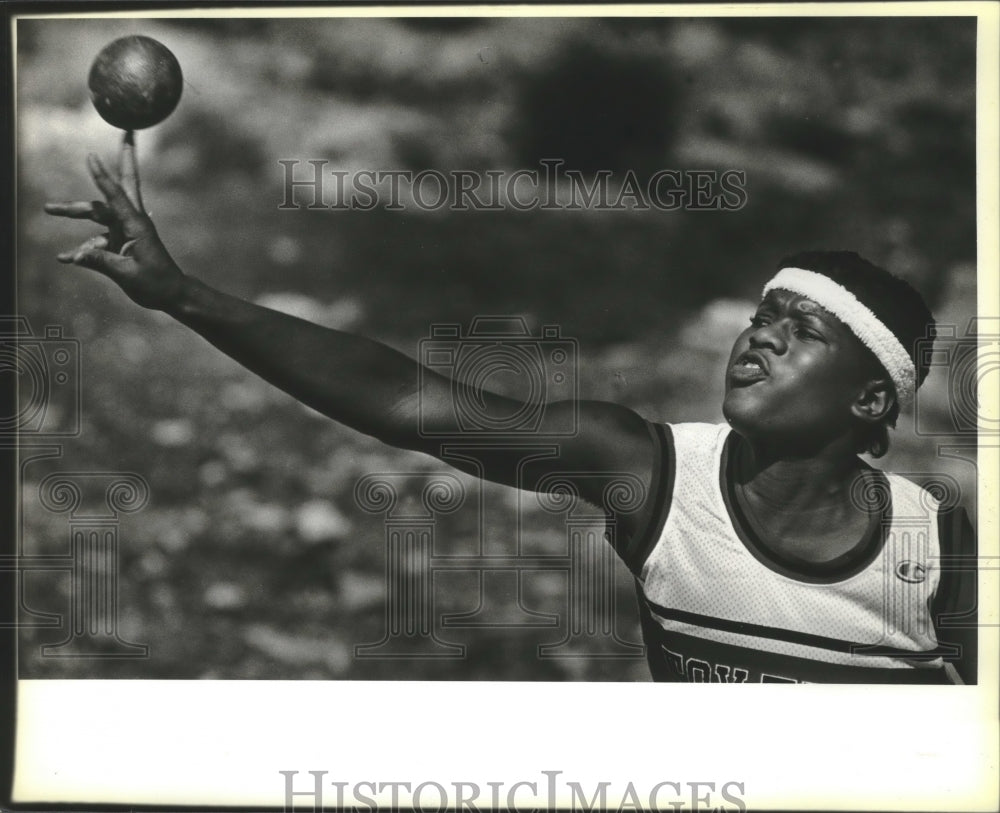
[244,502,291,534]
[337,571,386,611]
[138,550,170,578]
[669,20,725,68]
[295,499,352,543]
[203,581,248,610]
[151,418,195,447]
[215,432,260,472]
[220,379,269,412]
[242,623,351,675]
[158,524,190,554]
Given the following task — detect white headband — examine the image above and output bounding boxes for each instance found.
[762,267,916,408]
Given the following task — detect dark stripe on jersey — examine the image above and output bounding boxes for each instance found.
[640,623,951,684]
[932,504,976,623]
[642,596,947,660]
[931,504,978,684]
[720,432,892,584]
[619,422,674,575]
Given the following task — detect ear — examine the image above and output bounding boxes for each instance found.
[851,378,895,424]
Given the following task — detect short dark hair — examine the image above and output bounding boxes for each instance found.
[775,250,935,458]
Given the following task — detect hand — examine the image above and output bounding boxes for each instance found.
[45,132,186,311]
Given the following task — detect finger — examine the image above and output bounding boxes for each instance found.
[87,153,145,227]
[61,245,131,278]
[57,234,109,264]
[119,130,145,212]
[44,200,114,224]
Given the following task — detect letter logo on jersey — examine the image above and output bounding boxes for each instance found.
[895,560,927,583]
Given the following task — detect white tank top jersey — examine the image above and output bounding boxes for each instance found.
[613,422,977,684]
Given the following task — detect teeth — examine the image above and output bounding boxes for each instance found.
[740,361,761,370]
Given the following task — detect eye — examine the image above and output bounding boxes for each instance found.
[749,315,770,328]
[794,326,823,341]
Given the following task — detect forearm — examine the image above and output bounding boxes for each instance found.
[167,275,424,443]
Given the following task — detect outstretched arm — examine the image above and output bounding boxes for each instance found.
[45,144,661,539]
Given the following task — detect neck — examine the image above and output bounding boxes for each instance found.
[733,431,864,512]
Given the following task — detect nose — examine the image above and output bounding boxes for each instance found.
[748,319,788,354]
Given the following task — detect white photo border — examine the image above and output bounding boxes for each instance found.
[6,3,999,811]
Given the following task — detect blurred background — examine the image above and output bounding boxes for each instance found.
[15,14,978,680]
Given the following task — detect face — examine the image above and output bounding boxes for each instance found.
[722,288,879,449]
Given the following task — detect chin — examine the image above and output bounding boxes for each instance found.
[721,389,773,442]
[722,386,755,424]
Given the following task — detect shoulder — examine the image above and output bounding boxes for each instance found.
[879,468,970,530]
[638,421,732,486]
[611,422,730,574]
[880,468,940,500]
[669,422,732,473]
[668,421,731,439]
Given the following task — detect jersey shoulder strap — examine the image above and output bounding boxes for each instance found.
[616,422,730,575]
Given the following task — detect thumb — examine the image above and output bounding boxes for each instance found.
[63,247,132,278]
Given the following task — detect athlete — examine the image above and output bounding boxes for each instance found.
[44,143,977,684]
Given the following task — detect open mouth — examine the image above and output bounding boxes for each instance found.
[729,351,769,385]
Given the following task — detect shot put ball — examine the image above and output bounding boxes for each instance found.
[88,35,183,130]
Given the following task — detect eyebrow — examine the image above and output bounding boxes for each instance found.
[758,291,838,328]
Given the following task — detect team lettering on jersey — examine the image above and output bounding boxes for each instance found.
[661,646,806,683]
